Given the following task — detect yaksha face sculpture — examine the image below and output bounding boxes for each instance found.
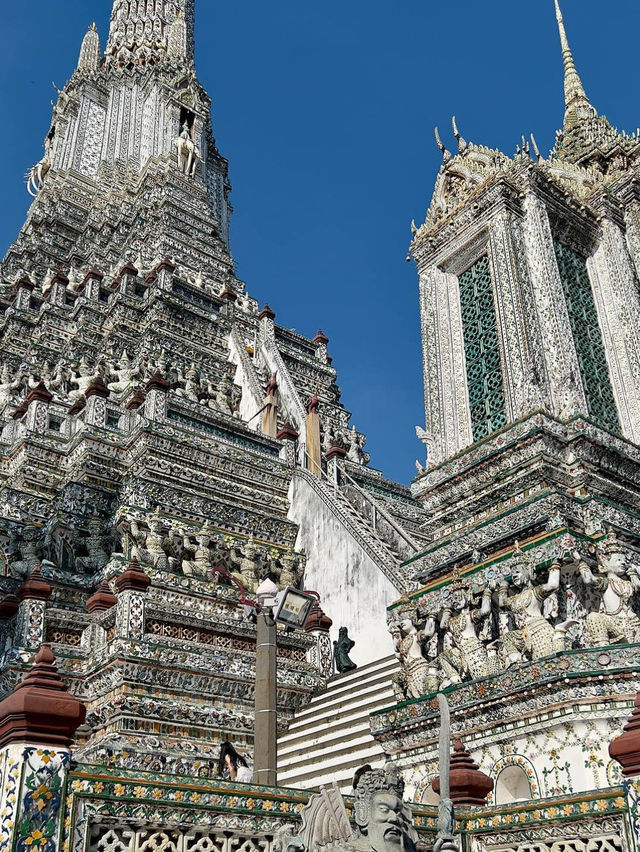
[600,549,627,576]
[353,764,416,852]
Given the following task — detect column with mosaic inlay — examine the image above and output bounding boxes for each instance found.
[0,645,85,851]
[521,188,585,420]
[587,201,640,442]
[418,265,472,465]
[114,559,151,641]
[488,209,548,424]
[15,567,52,652]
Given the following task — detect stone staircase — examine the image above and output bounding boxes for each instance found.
[277,655,399,792]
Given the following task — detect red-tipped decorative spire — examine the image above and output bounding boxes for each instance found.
[85,376,110,399]
[258,304,276,321]
[115,557,151,593]
[86,580,118,613]
[17,565,52,602]
[277,421,299,442]
[0,644,86,748]
[25,382,53,405]
[305,599,333,632]
[610,693,640,777]
[146,372,170,393]
[0,594,19,619]
[431,738,494,806]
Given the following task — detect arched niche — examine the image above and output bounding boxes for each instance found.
[494,764,533,804]
[420,785,441,806]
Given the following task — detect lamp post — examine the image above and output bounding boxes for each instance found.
[254,580,278,786]
[211,565,316,788]
[253,579,317,787]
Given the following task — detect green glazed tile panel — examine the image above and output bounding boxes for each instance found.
[459,254,507,442]
[553,239,620,433]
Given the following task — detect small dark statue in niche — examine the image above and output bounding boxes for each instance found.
[333,626,357,673]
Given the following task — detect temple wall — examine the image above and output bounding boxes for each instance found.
[288,475,396,667]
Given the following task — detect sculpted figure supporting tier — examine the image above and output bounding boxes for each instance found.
[391,605,438,700]
[69,357,102,401]
[229,536,263,593]
[438,579,495,689]
[498,548,576,661]
[576,532,640,648]
[278,546,304,588]
[107,351,140,395]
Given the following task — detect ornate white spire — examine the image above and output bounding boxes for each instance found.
[554,0,597,125]
[77,23,101,74]
[105,0,195,68]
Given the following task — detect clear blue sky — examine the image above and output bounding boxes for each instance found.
[0,1,638,485]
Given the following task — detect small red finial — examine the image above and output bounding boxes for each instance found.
[258,304,276,321]
[0,643,86,748]
[115,557,152,593]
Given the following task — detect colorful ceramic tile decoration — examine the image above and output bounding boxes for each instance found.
[1,0,640,850]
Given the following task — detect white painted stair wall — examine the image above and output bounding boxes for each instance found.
[288,470,401,666]
[277,655,399,792]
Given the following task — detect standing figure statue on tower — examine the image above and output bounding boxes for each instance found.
[333,626,357,673]
[174,121,201,177]
[575,531,640,648]
[498,546,576,661]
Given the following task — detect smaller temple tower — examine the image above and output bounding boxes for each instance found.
[412,0,640,470]
[376,1,640,829]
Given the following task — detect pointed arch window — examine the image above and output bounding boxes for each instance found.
[553,239,620,433]
[459,254,507,442]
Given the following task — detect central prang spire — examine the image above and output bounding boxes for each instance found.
[106,0,195,67]
[554,0,597,126]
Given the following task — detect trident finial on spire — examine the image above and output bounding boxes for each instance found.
[554,0,596,125]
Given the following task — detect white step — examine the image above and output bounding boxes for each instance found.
[279,719,377,756]
[324,654,398,685]
[279,743,387,789]
[293,658,398,710]
[288,677,396,723]
[277,654,398,792]
[279,698,394,749]
[279,731,380,768]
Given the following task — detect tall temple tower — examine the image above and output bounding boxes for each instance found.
[2,2,640,851]
[0,0,433,816]
[413,3,640,469]
[372,3,640,838]
[6,0,232,283]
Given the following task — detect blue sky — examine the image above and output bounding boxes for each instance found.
[0,1,638,485]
